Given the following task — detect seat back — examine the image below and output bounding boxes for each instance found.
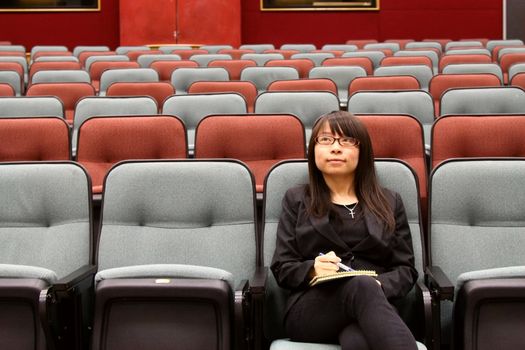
[98,159,256,284]
[280,44,316,53]
[171,67,229,95]
[0,117,70,161]
[239,44,275,53]
[137,54,181,68]
[374,65,433,90]
[430,115,525,169]
[26,82,96,122]
[349,75,420,96]
[0,161,91,280]
[429,74,501,116]
[486,39,524,52]
[429,159,525,339]
[365,42,400,53]
[440,87,525,116]
[106,81,175,110]
[262,159,424,341]
[347,90,435,146]
[240,66,299,94]
[438,54,491,72]
[442,63,503,83]
[170,49,208,60]
[73,45,110,57]
[99,68,158,96]
[254,91,340,140]
[190,54,232,67]
[265,59,314,78]
[194,114,306,192]
[267,78,338,95]
[28,61,82,83]
[309,66,367,105]
[72,96,158,155]
[381,56,433,69]
[0,96,64,118]
[162,93,247,152]
[208,59,257,80]
[77,116,187,193]
[200,45,234,54]
[240,53,285,66]
[290,52,335,66]
[115,45,149,55]
[394,50,439,72]
[322,56,374,74]
[0,83,15,96]
[84,55,130,72]
[321,44,358,52]
[31,70,91,85]
[356,114,428,222]
[0,70,22,96]
[150,60,199,82]
[342,51,386,68]
[188,80,257,112]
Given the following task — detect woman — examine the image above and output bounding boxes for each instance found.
[271,111,418,350]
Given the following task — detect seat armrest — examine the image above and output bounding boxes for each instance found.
[250,266,268,295]
[53,264,97,292]
[235,279,250,350]
[415,280,433,348]
[425,265,454,301]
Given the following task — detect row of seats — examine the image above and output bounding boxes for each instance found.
[3,40,525,98]
[1,157,524,350]
[2,85,525,150]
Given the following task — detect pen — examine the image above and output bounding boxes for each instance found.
[318,253,354,272]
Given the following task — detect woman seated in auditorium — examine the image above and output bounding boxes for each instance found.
[271,111,418,350]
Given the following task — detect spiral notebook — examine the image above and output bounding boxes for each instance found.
[309,270,378,287]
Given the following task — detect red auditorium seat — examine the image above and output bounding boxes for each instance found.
[428,73,501,116]
[32,51,73,61]
[431,114,525,169]
[194,114,306,192]
[381,55,433,69]
[76,115,187,193]
[262,49,300,59]
[345,39,378,49]
[510,72,525,90]
[348,75,420,96]
[78,51,117,67]
[28,61,82,84]
[126,49,162,61]
[0,83,15,96]
[0,117,70,161]
[188,80,258,112]
[267,78,338,95]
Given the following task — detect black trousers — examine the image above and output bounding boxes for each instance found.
[285,275,417,350]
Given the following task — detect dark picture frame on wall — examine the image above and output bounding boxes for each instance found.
[261,0,379,11]
[0,0,100,12]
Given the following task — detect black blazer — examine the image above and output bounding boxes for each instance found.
[270,185,418,316]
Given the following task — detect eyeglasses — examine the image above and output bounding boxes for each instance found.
[315,135,360,147]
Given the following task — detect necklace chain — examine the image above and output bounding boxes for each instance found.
[342,202,358,219]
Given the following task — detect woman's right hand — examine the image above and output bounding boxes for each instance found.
[312,251,341,277]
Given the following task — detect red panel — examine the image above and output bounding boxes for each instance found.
[120,0,176,45]
[120,0,241,46]
[241,0,503,47]
[177,0,241,46]
[0,0,119,50]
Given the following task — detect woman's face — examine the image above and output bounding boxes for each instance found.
[314,122,360,180]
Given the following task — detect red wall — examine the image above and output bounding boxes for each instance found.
[241,0,503,47]
[0,0,503,50]
[0,0,120,51]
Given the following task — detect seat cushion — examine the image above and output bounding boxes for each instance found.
[0,264,57,284]
[95,264,234,289]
